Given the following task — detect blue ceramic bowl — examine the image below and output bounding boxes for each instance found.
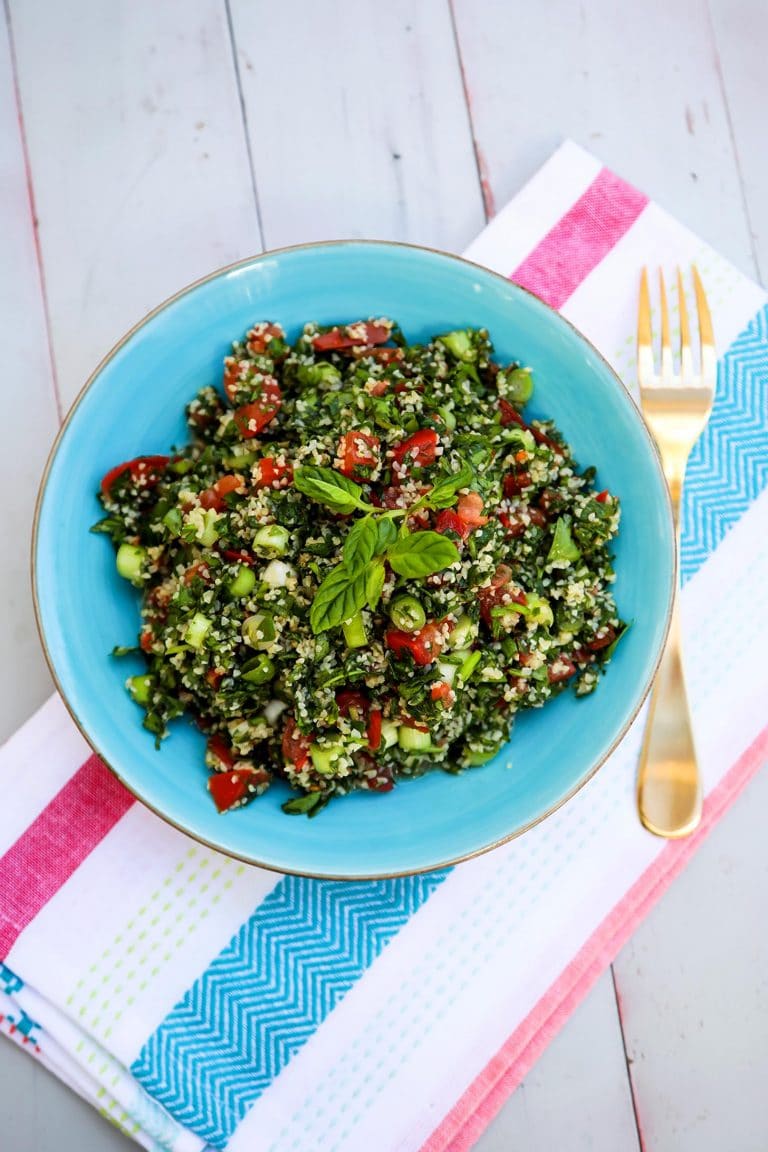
[33,242,673,878]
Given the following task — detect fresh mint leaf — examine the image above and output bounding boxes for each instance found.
[426,460,474,509]
[294,466,371,515]
[386,531,460,578]
[310,564,368,635]
[365,560,386,610]
[343,517,378,573]
[375,517,398,552]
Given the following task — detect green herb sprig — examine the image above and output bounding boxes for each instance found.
[293,463,472,635]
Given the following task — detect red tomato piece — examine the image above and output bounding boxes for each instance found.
[312,321,391,351]
[385,622,444,666]
[367,708,383,751]
[140,629,155,653]
[353,346,402,364]
[478,565,526,627]
[183,562,211,585]
[339,430,380,478]
[221,549,255,566]
[336,689,369,718]
[588,626,617,651]
[255,456,293,488]
[207,734,236,770]
[281,716,313,772]
[392,428,439,470]
[208,766,268,813]
[246,321,284,356]
[233,378,282,438]
[206,668,224,690]
[223,358,244,402]
[503,471,532,498]
[434,509,471,541]
[596,489,610,503]
[430,682,455,706]
[499,398,525,428]
[199,473,244,512]
[456,492,488,528]
[100,455,169,496]
[547,658,577,684]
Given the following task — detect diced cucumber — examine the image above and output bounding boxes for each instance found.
[398,726,431,752]
[253,524,290,557]
[127,674,152,706]
[242,612,276,648]
[381,720,400,749]
[115,542,147,586]
[448,614,477,649]
[185,612,212,649]
[228,564,256,599]
[342,611,367,649]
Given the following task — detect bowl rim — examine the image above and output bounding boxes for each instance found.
[31,238,676,879]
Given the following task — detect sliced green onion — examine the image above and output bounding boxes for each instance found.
[547,517,581,565]
[505,367,533,406]
[398,726,432,752]
[127,674,152,706]
[389,595,426,632]
[448,614,477,648]
[168,458,195,475]
[115,542,147,586]
[436,405,456,430]
[184,612,212,649]
[228,564,256,599]
[458,650,482,683]
[162,507,183,537]
[222,450,259,469]
[242,612,276,648]
[253,524,290,557]
[342,611,367,649]
[242,653,276,685]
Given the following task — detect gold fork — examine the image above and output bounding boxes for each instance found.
[636,266,716,837]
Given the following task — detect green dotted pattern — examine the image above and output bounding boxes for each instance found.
[65,844,245,1045]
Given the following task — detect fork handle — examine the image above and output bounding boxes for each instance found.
[636,538,702,837]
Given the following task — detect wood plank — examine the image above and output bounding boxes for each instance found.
[7,0,261,410]
[474,970,641,1152]
[451,0,757,278]
[0,15,57,743]
[709,0,768,283]
[613,764,768,1152]
[228,0,485,250]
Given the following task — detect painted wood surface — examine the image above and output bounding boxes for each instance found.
[0,1,766,1149]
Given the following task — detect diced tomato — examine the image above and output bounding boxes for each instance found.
[588,626,617,651]
[339,430,380,478]
[100,455,169,496]
[430,681,455,707]
[199,473,244,512]
[435,509,471,541]
[206,668,224,690]
[499,398,525,428]
[365,761,395,791]
[140,629,155,653]
[498,507,546,538]
[208,766,268,813]
[392,428,439,470]
[233,377,282,438]
[503,471,532,497]
[596,489,610,503]
[367,377,390,396]
[367,708,383,751]
[312,321,391,351]
[547,658,577,683]
[255,456,293,488]
[183,562,211,585]
[400,715,430,732]
[221,548,255,566]
[380,485,405,509]
[353,346,402,364]
[281,716,313,772]
[207,734,236,770]
[478,564,526,627]
[456,492,488,528]
[246,321,284,356]
[385,622,444,667]
[336,689,369,718]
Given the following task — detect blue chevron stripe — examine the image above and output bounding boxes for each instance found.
[130,871,447,1147]
[681,303,768,583]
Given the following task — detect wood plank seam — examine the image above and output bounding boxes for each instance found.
[223,0,265,252]
[610,966,645,1152]
[446,0,494,222]
[704,0,762,283]
[2,0,63,424]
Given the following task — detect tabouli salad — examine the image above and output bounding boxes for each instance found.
[94,318,625,816]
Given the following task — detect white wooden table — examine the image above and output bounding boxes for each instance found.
[2,2,767,1149]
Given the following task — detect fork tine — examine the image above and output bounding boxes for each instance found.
[677,267,694,382]
[691,264,717,387]
[637,267,655,384]
[658,269,673,382]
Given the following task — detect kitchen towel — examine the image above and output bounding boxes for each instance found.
[1,140,767,1152]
